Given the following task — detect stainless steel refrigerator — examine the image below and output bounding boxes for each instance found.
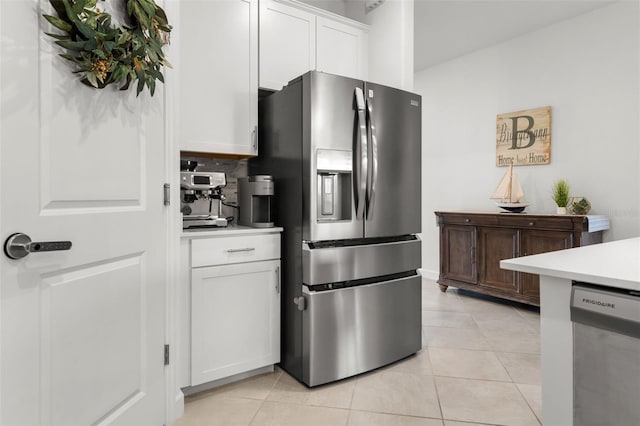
[251,71,422,387]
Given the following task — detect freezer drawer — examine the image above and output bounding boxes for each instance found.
[302,237,421,284]
[302,274,422,386]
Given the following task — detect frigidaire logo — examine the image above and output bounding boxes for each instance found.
[582,298,615,309]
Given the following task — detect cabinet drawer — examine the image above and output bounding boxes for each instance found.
[191,234,280,267]
[497,215,575,230]
[439,213,498,226]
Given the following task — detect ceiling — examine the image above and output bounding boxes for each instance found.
[413,0,615,71]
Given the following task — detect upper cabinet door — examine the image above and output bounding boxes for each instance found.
[177,0,258,157]
[316,16,368,81]
[260,0,316,91]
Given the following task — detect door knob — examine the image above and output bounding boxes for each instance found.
[4,233,72,260]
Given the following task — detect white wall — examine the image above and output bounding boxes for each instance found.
[415,1,640,278]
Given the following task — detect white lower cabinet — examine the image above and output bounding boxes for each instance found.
[191,260,280,386]
[178,230,281,390]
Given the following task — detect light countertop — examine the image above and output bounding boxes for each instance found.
[181,226,283,238]
[501,237,640,291]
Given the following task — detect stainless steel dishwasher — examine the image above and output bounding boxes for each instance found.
[570,282,640,426]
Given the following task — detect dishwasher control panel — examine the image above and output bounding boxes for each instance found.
[571,282,640,339]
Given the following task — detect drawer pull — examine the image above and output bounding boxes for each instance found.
[465,218,470,223]
[225,247,256,253]
[529,222,535,226]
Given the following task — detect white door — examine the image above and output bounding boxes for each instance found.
[0,1,167,425]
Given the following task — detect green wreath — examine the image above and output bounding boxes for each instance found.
[43,0,172,96]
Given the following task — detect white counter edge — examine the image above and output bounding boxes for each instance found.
[500,237,640,291]
[181,226,283,238]
[501,259,639,290]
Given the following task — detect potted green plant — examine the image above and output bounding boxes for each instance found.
[552,179,570,214]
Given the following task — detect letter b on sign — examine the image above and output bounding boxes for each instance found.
[510,115,535,149]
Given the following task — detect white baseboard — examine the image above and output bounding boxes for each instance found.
[175,390,184,419]
[418,268,438,281]
[181,365,275,397]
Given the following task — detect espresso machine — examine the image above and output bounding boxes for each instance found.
[180,170,229,229]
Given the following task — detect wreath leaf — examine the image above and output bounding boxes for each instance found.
[45,31,71,41]
[55,39,87,51]
[137,0,156,18]
[43,14,73,32]
[74,20,97,39]
[43,0,172,96]
[86,71,99,88]
[72,0,88,14]
[135,73,145,95]
[61,0,79,25]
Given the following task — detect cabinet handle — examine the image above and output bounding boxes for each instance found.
[528,222,534,226]
[251,125,257,151]
[275,266,280,294]
[465,218,470,223]
[225,247,256,253]
[470,247,475,264]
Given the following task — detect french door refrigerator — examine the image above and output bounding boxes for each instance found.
[251,71,422,386]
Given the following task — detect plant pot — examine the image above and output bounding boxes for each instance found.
[556,206,567,215]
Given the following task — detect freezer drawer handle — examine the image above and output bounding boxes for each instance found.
[293,296,306,311]
[4,233,72,260]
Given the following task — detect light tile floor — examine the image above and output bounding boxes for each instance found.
[175,279,542,426]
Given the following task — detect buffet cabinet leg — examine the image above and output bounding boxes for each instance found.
[438,284,448,292]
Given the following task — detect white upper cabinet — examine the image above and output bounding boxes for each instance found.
[259,0,369,91]
[316,16,368,81]
[260,0,315,90]
[177,0,258,157]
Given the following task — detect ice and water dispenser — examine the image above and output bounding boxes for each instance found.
[238,175,274,227]
[316,149,352,221]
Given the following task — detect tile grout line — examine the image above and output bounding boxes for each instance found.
[512,381,543,425]
[247,368,283,426]
[426,347,446,423]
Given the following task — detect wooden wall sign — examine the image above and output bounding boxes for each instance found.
[496,106,551,166]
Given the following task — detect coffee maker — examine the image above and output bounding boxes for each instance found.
[238,175,274,228]
[180,168,229,229]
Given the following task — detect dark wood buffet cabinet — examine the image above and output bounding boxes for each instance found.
[435,211,608,306]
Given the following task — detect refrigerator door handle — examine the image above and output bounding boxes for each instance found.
[365,97,378,219]
[354,87,368,220]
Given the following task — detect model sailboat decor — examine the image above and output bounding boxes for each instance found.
[490,165,529,213]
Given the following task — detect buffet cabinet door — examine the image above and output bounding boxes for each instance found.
[477,227,519,293]
[520,229,573,301]
[441,225,477,284]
